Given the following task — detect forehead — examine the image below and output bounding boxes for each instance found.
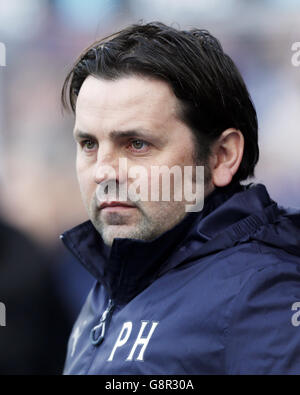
[75,75,181,133]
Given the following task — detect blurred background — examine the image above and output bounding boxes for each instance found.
[0,0,299,374]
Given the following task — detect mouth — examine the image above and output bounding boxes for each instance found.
[99,201,136,212]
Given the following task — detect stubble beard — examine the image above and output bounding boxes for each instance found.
[86,164,211,246]
[88,195,187,247]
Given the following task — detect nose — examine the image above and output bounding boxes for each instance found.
[94,142,119,185]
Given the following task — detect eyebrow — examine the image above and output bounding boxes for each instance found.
[110,129,154,140]
[73,128,162,143]
[73,130,95,140]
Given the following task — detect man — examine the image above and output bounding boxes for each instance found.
[60,22,300,374]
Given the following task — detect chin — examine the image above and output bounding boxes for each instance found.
[100,225,138,246]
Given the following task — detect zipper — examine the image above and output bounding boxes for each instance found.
[60,234,116,347]
[90,298,115,346]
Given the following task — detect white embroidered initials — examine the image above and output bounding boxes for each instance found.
[108,321,159,361]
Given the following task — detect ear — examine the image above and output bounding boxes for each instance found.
[210,128,244,187]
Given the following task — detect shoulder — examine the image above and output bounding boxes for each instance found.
[221,245,300,374]
[209,239,300,282]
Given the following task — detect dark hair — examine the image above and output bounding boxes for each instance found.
[62,22,259,182]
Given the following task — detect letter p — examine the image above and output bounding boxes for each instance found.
[107,322,132,361]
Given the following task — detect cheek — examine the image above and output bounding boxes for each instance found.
[76,158,95,204]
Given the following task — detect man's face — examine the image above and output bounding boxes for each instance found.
[74,75,211,246]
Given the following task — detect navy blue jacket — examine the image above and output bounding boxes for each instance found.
[61,183,300,374]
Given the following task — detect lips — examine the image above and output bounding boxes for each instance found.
[99,201,135,210]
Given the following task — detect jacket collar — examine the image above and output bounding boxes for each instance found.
[60,182,276,304]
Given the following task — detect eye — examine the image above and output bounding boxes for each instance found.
[81,139,97,152]
[128,139,150,152]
